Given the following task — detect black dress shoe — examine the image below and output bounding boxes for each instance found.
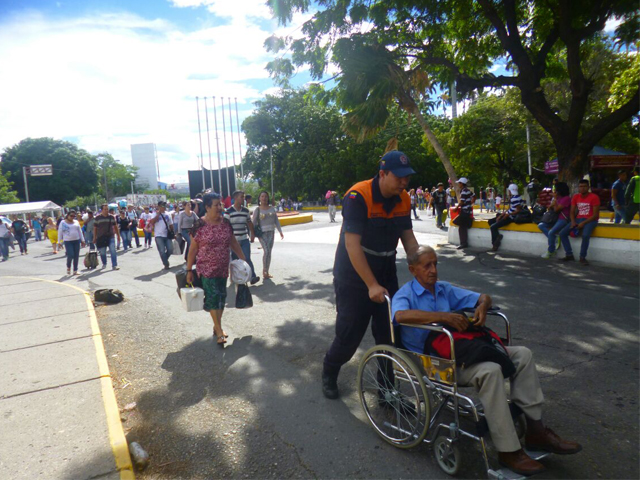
[322,372,339,399]
[250,276,260,285]
[457,244,468,250]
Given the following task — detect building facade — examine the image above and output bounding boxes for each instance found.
[131,143,159,190]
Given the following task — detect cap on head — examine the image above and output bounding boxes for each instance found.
[508,184,519,195]
[379,151,416,178]
[457,177,468,185]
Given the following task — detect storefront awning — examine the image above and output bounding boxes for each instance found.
[0,201,62,216]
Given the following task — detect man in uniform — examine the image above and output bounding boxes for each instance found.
[322,150,419,399]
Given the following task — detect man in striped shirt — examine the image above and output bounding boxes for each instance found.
[452,177,475,249]
[489,184,523,252]
[225,190,259,284]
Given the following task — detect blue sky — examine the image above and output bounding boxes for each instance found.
[0,0,313,183]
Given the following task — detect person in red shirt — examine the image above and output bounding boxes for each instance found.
[558,179,600,265]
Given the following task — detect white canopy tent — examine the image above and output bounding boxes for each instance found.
[0,201,62,216]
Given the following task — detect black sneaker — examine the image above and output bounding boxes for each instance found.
[322,372,339,399]
[250,276,260,285]
[561,255,575,262]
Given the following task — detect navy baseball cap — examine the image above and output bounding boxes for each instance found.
[380,151,416,177]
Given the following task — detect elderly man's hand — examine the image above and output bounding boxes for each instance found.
[443,313,469,332]
[472,304,488,327]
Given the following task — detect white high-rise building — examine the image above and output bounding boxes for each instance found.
[131,143,159,190]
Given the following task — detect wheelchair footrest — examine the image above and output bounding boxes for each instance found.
[488,468,527,480]
[523,448,551,461]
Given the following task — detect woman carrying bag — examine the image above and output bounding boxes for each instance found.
[537,182,571,259]
[186,193,246,345]
[252,191,284,280]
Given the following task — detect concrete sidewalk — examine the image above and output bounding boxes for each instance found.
[0,276,133,480]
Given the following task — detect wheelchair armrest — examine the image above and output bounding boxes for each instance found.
[396,322,458,364]
[457,307,512,346]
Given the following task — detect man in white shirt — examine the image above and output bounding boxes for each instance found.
[126,205,141,248]
[148,201,175,270]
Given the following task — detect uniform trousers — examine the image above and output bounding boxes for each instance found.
[323,280,398,376]
[457,346,543,452]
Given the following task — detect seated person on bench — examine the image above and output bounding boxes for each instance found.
[392,245,581,476]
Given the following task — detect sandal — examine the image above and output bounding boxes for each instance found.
[216,335,227,345]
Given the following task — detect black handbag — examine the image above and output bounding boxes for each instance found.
[254,212,263,238]
[540,209,559,225]
[159,213,176,240]
[235,284,253,309]
[175,267,202,299]
[513,205,533,224]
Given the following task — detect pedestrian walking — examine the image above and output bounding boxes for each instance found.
[140,207,154,248]
[148,201,175,270]
[225,191,259,285]
[118,211,133,251]
[178,201,199,260]
[11,216,29,255]
[84,211,96,249]
[487,187,496,212]
[452,177,475,249]
[93,204,120,270]
[409,188,420,220]
[58,210,86,275]
[45,217,59,253]
[0,220,10,261]
[479,187,487,212]
[32,216,43,241]
[625,167,640,223]
[252,191,284,280]
[327,191,338,222]
[186,193,246,345]
[321,150,419,399]
[126,205,141,248]
[432,183,447,228]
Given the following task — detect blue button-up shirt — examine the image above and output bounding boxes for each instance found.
[391,279,480,353]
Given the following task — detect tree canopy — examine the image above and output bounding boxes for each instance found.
[267,0,639,182]
[242,88,446,199]
[0,138,99,205]
[0,167,20,204]
[96,153,140,200]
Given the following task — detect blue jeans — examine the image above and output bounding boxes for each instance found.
[559,218,597,259]
[85,230,95,250]
[144,230,153,246]
[231,238,256,279]
[120,230,132,250]
[64,240,81,271]
[181,229,192,259]
[155,236,173,267]
[131,225,140,247]
[537,218,568,253]
[0,237,9,260]
[34,227,42,241]
[15,234,27,253]
[98,237,118,267]
[613,206,626,224]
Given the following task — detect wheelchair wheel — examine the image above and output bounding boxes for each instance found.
[357,345,430,449]
[434,435,461,475]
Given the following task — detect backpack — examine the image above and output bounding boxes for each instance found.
[94,289,124,304]
[513,204,533,224]
[83,250,98,269]
[531,204,546,224]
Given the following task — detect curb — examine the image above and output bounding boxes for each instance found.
[5,277,135,480]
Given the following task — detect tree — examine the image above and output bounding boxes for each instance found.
[96,153,139,201]
[0,138,99,204]
[267,0,638,182]
[0,167,19,204]
[242,88,446,199]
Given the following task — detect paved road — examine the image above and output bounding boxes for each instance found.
[1,211,637,479]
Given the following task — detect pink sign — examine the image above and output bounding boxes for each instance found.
[545,160,559,175]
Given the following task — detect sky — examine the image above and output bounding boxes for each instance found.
[0,2,625,186]
[0,0,313,184]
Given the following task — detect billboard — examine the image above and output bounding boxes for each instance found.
[127,194,167,206]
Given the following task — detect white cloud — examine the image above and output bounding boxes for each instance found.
[604,16,623,32]
[0,7,305,183]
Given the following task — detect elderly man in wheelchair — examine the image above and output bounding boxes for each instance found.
[389,245,581,476]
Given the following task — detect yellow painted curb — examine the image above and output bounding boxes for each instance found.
[4,277,135,480]
[279,213,314,226]
[301,206,342,211]
[453,219,640,241]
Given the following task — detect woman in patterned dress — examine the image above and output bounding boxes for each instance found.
[186,193,245,345]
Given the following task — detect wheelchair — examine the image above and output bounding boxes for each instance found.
[356,296,550,479]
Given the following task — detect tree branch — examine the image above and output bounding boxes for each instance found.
[533,26,559,74]
[579,88,640,151]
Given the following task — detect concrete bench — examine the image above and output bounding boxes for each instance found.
[448,219,640,269]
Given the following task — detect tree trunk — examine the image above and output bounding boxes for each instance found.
[406,98,458,189]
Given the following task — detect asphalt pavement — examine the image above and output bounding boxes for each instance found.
[0,210,638,479]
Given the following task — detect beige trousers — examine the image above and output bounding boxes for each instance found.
[457,346,544,452]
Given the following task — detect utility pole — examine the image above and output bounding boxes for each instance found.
[228,97,238,184]
[204,97,215,192]
[221,97,231,196]
[270,146,274,202]
[103,162,108,203]
[234,98,244,183]
[213,97,223,194]
[526,124,532,177]
[196,97,206,191]
[22,167,30,202]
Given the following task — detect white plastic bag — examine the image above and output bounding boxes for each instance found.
[180,287,204,312]
[229,259,251,284]
[171,238,182,255]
